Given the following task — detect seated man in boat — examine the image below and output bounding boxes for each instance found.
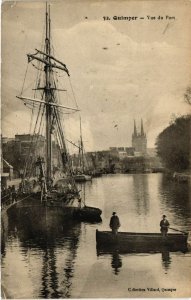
[110,212,121,235]
[160,215,170,236]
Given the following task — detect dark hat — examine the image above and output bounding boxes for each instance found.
[112,212,116,215]
[163,215,166,218]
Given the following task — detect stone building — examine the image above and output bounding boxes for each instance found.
[2,134,62,178]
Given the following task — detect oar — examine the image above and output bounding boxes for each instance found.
[169,227,188,234]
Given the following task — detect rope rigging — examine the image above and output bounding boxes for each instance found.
[31,62,44,72]
[18,9,81,197]
[20,62,29,96]
[68,77,79,110]
[23,103,45,178]
[27,107,45,179]
[23,89,45,178]
[21,19,47,180]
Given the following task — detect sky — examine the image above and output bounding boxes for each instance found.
[2,0,191,152]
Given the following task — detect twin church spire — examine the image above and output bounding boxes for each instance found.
[132,119,147,154]
[133,119,146,137]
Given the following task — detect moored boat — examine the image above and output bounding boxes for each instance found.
[96,230,189,253]
[74,174,92,182]
[74,206,102,222]
[91,170,102,178]
[10,4,102,225]
[73,118,92,183]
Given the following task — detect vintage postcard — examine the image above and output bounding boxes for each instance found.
[1,0,191,298]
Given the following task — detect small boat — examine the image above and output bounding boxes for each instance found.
[91,170,102,178]
[74,174,92,182]
[74,206,102,222]
[96,230,189,253]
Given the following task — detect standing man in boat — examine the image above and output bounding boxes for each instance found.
[160,215,170,236]
[110,212,121,235]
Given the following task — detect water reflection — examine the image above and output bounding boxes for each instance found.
[2,174,191,298]
[133,175,150,215]
[98,248,172,274]
[41,247,61,298]
[1,210,9,257]
[4,207,82,298]
[159,175,191,228]
[161,250,171,273]
[111,250,122,275]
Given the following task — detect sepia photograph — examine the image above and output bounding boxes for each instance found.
[1,0,191,298]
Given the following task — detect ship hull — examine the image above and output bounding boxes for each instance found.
[7,196,79,234]
[6,195,102,234]
[96,230,188,253]
[74,174,92,182]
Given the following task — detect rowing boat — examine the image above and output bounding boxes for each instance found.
[96,230,189,253]
[74,206,102,222]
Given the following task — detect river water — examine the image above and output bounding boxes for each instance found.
[1,174,191,298]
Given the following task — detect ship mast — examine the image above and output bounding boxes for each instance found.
[45,4,52,184]
[17,4,79,188]
[80,117,85,173]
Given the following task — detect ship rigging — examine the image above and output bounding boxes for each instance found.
[15,4,101,222]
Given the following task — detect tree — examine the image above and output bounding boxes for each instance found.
[184,87,191,106]
[156,115,191,172]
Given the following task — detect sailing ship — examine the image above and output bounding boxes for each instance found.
[15,4,101,225]
[73,118,92,182]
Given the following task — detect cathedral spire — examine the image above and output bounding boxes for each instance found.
[141,119,144,136]
[134,120,137,136]
[132,118,147,155]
